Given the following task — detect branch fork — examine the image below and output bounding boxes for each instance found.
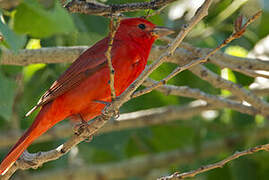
[132,10,262,99]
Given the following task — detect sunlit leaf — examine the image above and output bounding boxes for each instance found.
[23,39,46,82]
[23,64,46,82]
[26,39,41,49]
[221,68,236,95]
[225,45,248,57]
[255,115,265,127]
[225,45,253,86]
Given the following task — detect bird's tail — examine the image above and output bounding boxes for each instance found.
[0,102,57,175]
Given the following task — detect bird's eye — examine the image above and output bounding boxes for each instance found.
[138,24,146,30]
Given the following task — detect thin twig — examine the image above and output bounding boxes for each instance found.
[132,11,262,98]
[190,65,269,116]
[204,11,262,59]
[175,41,269,78]
[105,16,121,101]
[159,143,269,180]
[146,4,169,18]
[132,58,208,98]
[210,59,269,79]
[142,78,258,115]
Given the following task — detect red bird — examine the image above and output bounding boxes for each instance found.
[0,18,173,175]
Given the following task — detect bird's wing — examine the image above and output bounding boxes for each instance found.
[26,38,110,116]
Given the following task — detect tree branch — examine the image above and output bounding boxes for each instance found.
[1,45,269,74]
[190,65,269,117]
[0,0,19,9]
[143,78,258,115]
[178,42,269,77]
[0,46,87,65]
[65,0,177,16]
[133,12,260,98]
[160,143,269,179]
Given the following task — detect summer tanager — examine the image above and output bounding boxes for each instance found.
[0,18,173,175]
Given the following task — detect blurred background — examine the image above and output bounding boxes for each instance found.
[0,0,269,179]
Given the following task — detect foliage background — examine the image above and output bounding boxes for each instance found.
[0,0,269,179]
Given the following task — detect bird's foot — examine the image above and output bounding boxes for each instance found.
[73,122,94,142]
[94,99,120,123]
[73,120,88,135]
[109,110,120,124]
[73,114,89,135]
[73,114,92,140]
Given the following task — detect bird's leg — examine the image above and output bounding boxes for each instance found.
[73,114,93,142]
[73,114,87,134]
[94,100,120,124]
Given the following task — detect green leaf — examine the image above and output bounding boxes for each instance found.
[207,163,232,180]
[91,149,118,163]
[14,0,75,38]
[150,123,194,152]
[231,157,259,180]
[0,16,26,51]
[0,72,16,120]
[259,11,269,38]
[23,64,46,82]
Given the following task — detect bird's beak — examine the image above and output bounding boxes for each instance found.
[152,26,175,38]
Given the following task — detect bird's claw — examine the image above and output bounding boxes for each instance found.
[73,114,91,138]
[94,100,120,119]
[73,122,94,142]
[73,121,88,135]
[109,110,120,124]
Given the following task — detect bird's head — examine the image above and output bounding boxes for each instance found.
[115,18,174,46]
